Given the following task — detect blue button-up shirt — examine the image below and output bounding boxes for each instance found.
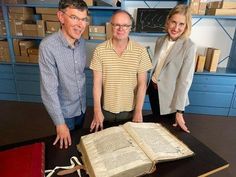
[39,30,87,125]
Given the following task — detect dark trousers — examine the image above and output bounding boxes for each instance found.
[65,112,85,130]
[102,109,133,127]
[147,80,175,124]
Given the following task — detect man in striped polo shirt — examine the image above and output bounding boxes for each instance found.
[39,0,88,149]
[90,10,152,132]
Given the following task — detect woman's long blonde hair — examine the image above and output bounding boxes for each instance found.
[165,4,192,39]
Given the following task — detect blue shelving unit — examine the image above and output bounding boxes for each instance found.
[0,1,120,104]
[122,0,236,116]
[1,0,236,116]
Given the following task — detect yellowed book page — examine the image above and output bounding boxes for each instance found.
[78,126,154,177]
[123,122,194,162]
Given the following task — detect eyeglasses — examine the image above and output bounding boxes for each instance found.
[61,11,89,23]
[111,23,131,30]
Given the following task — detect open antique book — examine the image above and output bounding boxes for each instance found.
[77,122,194,177]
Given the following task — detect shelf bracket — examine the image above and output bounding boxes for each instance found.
[192,18,202,27]
[216,18,233,41]
[218,56,229,65]
[144,1,151,8]
[143,1,161,8]
[192,17,234,41]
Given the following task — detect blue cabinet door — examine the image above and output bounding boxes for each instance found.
[228,86,236,117]
[0,64,17,100]
[186,74,236,116]
[15,65,41,102]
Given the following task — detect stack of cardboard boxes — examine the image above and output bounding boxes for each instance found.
[36,7,59,36]
[206,1,236,16]
[190,0,207,15]
[88,23,112,40]
[89,26,106,40]
[2,0,113,64]
[8,7,35,36]
[14,39,38,63]
[191,0,236,16]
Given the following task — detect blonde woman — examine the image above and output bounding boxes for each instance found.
[148,4,196,133]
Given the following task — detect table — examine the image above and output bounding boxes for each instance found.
[1,115,228,177]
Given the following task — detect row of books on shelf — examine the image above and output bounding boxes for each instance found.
[191,0,236,16]
[195,47,221,72]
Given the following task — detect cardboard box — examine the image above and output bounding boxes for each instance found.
[0,40,9,48]
[89,26,105,33]
[82,25,89,40]
[207,1,236,9]
[22,24,38,37]
[9,20,30,36]
[13,39,22,56]
[0,50,11,62]
[22,24,37,31]
[29,54,38,63]
[190,0,200,15]
[106,22,112,40]
[198,2,207,15]
[220,1,236,9]
[0,28,7,36]
[28,47,39,55]
[204,48,221,72]
[46,21,60,33]
[0,23,7,35]
[23,29,38,37]
[41,14,59,21]
[89,25,106,40]
[26,0,59,5]
[15,55,30,63]
[19,40,35,56]
[37,20,46,37]
[195,55,206,72]
[89,36,106,40]
[9,7,34,14]
[0,44,10,62]
[0,20,5,25]
[36,8,58,15]
[4,0,26,4]
[9,13,34,21]
[206,8,236,16]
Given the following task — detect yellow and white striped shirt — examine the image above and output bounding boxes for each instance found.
[90,39,152,113]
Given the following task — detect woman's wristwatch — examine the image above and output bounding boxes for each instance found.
[176,110,184,114]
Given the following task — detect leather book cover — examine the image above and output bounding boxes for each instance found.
[0,142,45,177]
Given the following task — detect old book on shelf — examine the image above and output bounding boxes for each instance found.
[0,142,45,177]
[77,122,194,177]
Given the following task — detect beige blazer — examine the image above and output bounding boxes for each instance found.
[149,35,197,115]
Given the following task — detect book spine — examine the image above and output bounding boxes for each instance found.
[77,139,96,177]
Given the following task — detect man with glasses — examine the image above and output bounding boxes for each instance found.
[39,0,88,149]
[90,10,152,132]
